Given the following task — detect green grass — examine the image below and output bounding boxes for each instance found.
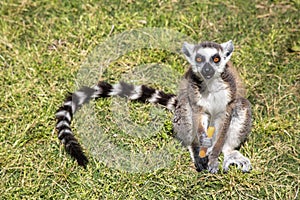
[1,0,299,199]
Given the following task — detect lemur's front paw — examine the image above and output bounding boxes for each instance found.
[208,158,219,174]
[194,156,208,172]
[223,150,252,173]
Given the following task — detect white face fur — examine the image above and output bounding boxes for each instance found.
[182,40,234,80]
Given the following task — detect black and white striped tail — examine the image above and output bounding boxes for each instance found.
[55,81,178,167]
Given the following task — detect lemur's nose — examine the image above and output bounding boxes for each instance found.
[201,63,215,79]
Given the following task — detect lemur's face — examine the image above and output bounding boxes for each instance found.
[182,41,234,80]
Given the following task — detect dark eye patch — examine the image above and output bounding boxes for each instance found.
[195,54,205,63]
[212,54,221,63]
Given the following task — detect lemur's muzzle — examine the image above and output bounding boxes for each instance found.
[201,63,215,79]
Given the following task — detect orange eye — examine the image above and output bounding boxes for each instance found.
[196,57,202,62]
[213,56,220,63]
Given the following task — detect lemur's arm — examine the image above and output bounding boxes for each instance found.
[207,102,235,173]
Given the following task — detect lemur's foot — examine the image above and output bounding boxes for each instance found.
[223,150,251,173]
[208,158,219,174]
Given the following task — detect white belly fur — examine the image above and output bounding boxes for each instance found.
[197,80,230,116]
[197,80,230,155]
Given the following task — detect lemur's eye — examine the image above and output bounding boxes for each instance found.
[213,57,219,63]
[196,57,202,62]
[213,55,221,63]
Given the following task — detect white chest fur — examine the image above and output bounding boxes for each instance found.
[197,79,230,116]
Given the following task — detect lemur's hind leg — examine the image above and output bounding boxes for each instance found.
[222,98,252,173]
[173,98,209,172]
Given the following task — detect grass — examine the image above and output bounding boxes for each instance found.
[0,0,299,199]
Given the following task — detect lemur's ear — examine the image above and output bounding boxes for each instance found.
[221,40,234,62]
[182,42,195,63]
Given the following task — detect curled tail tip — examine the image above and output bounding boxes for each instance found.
[57,126,89,168]
[76,154,89,168]
[64,137,89,168]
[68,145,89,168]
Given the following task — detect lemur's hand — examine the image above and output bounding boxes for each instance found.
[208,157,219,174]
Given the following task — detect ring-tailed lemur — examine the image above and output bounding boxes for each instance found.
[55,40,252,173]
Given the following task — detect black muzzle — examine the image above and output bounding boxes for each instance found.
[201,63,215,79]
